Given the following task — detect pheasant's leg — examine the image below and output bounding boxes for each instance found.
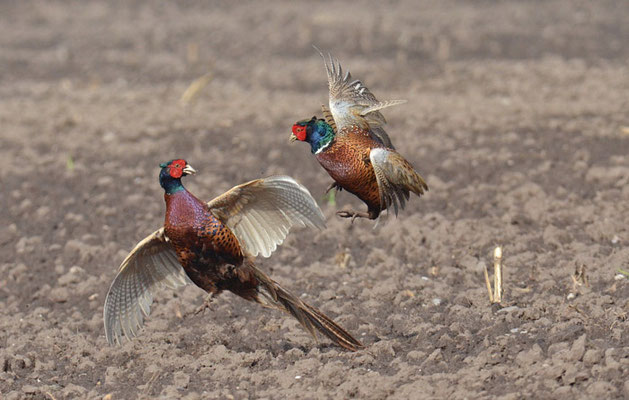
[336,209,376,221]
[193,293,214,315]
[325,182,342,194]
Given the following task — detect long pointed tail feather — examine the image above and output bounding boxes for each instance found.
[253,269,363,351]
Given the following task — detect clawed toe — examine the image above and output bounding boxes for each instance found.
[325,182,342,194]
[336,210,352,219]
[336,210,372,222]
[193,294,214,315]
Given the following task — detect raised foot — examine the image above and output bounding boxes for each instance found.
[193,293,214,316]
[336,210,374,222]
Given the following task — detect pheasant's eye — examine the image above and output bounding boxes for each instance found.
[170,159,187,169]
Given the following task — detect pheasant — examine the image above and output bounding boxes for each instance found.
[290,51,428,220]
[103,159,363,351]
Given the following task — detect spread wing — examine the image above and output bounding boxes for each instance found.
[316,47,405,148]
[103,228,192,345]
[321,103,396,149]
[370,148,428,216]
[207,176,326,258]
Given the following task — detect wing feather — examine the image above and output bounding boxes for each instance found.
[314,47,404,148]
[103,228,192,345]
[207,176,326,258]
[370,148,429,217]
[251,209,276,249]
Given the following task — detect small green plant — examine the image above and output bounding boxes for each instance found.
[323,189,336,206]
[66,155,75,171]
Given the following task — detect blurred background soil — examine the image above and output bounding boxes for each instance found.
[1,0,628,398]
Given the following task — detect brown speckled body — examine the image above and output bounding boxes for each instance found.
[316,125,386,216]
[164,190,258,299]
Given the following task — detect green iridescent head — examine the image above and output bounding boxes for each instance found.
[290,117,335,154]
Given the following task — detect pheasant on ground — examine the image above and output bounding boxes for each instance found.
[290,51,428,221]
[103,159,363,351]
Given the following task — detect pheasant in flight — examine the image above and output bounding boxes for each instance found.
[290,51,428,220]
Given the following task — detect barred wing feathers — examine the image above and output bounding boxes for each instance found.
[208,176,326,258]
[103,228,192,345]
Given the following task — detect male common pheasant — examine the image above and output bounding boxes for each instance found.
[104,159,363,351]
[290,51,428,220]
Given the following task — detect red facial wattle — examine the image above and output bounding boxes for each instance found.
[169,159,187,178]
[292,125,307,141]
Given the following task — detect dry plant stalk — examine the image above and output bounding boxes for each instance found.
[493,247,503,303]
[187,42,199,64]
[571,264,589,292]
[483,262,493,302]
[180,71,213,106]
[334,249,351,269]
[484,246,504,304]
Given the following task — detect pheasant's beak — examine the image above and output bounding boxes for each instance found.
[183,165,197,176]
[289,133,298,143]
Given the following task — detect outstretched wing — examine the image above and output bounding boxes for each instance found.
[370,148,428,216]
[207,176,326,258]
[322,103,396,149]
[103,228,192,345]
[316,47,405,147]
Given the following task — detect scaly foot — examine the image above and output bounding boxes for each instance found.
[336,210,373,222]
[193,293,214,316]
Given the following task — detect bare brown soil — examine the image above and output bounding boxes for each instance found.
[1,1,628,398]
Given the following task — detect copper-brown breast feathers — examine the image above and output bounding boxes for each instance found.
[316,130,383,212]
